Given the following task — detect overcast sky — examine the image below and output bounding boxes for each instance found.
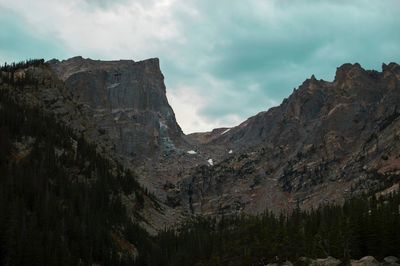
[1,0,399,133]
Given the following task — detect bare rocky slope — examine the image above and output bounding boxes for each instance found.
[176,62,400,216]
[4,57,400,230]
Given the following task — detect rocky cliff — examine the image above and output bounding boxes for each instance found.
[0,57,190,231]
[48,56,184,160]
[174,62,400,216]
[3,57,400,228]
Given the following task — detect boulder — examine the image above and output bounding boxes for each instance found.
[351,256,380,266]
[383,256,400,265]
[311,256,341,266]
[384,256,399,263]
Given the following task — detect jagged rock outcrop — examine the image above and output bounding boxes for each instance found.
[174,62,400,216]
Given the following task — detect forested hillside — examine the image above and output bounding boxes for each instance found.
[0,61,150,265]
[148,192,400,265]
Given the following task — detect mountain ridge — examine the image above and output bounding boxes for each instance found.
[2,57,399,227]
[174,61,400,216]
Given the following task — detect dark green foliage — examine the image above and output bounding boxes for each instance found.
[1,59,45,72]
[0,59,45,89]
[0,86,148,265]
[140,194,400,266]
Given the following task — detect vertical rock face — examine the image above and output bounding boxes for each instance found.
[48,56,184,159]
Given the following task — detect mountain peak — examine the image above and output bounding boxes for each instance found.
[334,62,365,82]
[382,62,400,74]
[46,56,183,159]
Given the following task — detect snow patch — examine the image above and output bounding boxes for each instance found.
[221,128,231,135]
[207,159,214,166]
[107,83,120,89]
[187,150,197,155]
[159,121,169,129]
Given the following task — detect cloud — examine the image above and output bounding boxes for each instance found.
[0,0,180,59]
[163,0,400,132]
[0,9,67,63]
[0,0,399,133]
[167,85,235,133]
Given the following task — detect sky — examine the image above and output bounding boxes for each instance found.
[0,0,399,133]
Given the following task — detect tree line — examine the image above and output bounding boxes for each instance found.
[140,191,399,266]
[1,59,45,72]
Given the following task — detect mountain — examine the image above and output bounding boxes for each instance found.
[173,62,400,215]
[0,58,185,232]
[2,57,400,224]
[1,57,400,265]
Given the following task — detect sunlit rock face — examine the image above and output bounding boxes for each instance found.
[48,56,184,159]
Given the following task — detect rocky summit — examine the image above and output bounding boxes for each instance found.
[4,57,400,228]
[48,56,184,160]
[172,62,400,217]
